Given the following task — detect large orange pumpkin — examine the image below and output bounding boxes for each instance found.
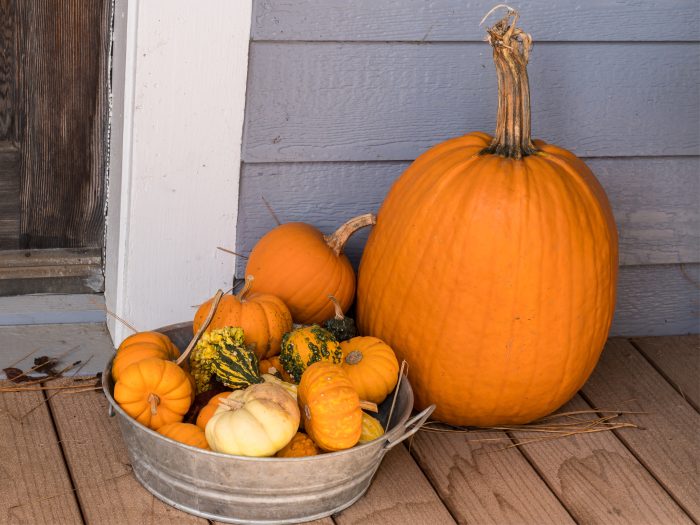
[356,10,618,427]
[193,276,292,360]
[245,214,375,324]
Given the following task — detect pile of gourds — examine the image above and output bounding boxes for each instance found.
[112,227,400,456]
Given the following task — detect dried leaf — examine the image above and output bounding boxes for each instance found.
[33,356,59,375]
[3,368,31,383]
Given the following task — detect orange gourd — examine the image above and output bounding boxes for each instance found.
[193,276,292,360]
[297,362,363,451]
[340,337,399,404]
[112,331,180,382]
[275,432,321,458]
[157,422,209,449]
[245,214,376,324]
[356,9,618,426]
[114,358,193,430]
[195,392,231,430]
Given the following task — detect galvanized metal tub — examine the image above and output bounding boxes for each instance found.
[103,321,434,524]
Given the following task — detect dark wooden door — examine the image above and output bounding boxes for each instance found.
[0,0,110,294]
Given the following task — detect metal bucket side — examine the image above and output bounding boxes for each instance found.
[104,322,420,524]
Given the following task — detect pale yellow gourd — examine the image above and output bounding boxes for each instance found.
[205,382,300,457]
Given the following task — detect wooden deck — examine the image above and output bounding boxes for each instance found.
[1,335,698,524]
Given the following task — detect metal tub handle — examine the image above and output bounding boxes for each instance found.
[384,404,435,450]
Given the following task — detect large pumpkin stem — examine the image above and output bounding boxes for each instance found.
[236,275,255,302]
[328,295,345,320]
[148,393,160,415]
[324,213,377,256]
[481,6,537,159]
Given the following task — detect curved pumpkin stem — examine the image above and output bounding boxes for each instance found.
[481,6,537,159]
[236,275,255,302]
[324,213,377,256]
[176,289,225,367]
[328,295,345,320]
[148,393,160,415]
[359,400,379,413]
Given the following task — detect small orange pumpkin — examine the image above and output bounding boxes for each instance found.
[112,331,180,382]
[193,276,292,360]
[298,362,363,452]
[157,422,209,449]
[245,214,376,324]
[114,358,193,430]
[259,355,295,383]
[195,392,232,430]
[275,432,320,458]
[340,336,399,404]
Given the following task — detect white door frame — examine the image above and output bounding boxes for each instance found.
[105,0,252,345]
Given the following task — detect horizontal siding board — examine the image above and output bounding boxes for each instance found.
[236,157,700,268]
[252,0,700,42]
[243,42,700,162]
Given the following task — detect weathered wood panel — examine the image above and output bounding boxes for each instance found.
[0,293,106,325]
[0,322,114,377]
[252,0,700,42]
[46,385,207,524]
[514,395,693,524]
[15,0,109,249]
[411,428,575,524]
[0,383,83,523]
[631,335,699,410]
[243,42,700,162]
[0,0,16,142]
[0,142,19,248]
[236,157,700,267]
[581,339,700,520]
[334,445,455,524]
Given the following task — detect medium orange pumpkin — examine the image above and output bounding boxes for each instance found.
[118,331,179,358]
[356,9,618,426]
[193,276,292,360]
[297,362,363,451]
[339,336,399,404]
[245,214,375,324]
[114,358,193,430]
[157,422,209,449]
[112,331,180,382]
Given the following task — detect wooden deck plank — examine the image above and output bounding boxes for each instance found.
[513,395,692,524]
[631,335,699,411]
[334,445,456,525]
[410,426,574,524]
[45,383,206,525]
[581,338,700,521]
[0,384,83,524]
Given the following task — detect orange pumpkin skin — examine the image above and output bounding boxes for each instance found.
[157,422,209,449]
[114,358,193,430]
[275,432,321,458]
[195,392,231,430]
[357,134,618,426]
[298,362,363,451]
[259,356,295,384]
[118,331,179,359]
[112,342,174,382]
[193,279,292,360]
[339,337,399,404]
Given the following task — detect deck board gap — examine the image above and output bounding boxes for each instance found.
[503,430,580,525]
[577,388,696,521]
[42,385,88,525]
[627,339,700,414]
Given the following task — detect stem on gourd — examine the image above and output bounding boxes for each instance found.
[236,275,255,302]
[481,6,537,159]
[328,295,345,320]
[324,213,377,256]
[148,393,160,415]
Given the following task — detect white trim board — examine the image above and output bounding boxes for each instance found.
[105,0,252,345]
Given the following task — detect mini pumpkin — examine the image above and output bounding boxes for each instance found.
[323,295,358,342]
[157,422,209,449]
[195,392,231,430]
[112,331,180,382]
[358,413,385,444]
[114,357,193,430]
[340,336,399,404]
[193,276,292,360]
[275,432,320,458]
[298,362,363,452]
[279,325,342,383]
[245,214,376,324]
[259,355,295,383]
[118,331,179,358]
[206,382,300,457]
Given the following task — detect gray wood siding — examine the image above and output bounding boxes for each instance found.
[238,1,700,336]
